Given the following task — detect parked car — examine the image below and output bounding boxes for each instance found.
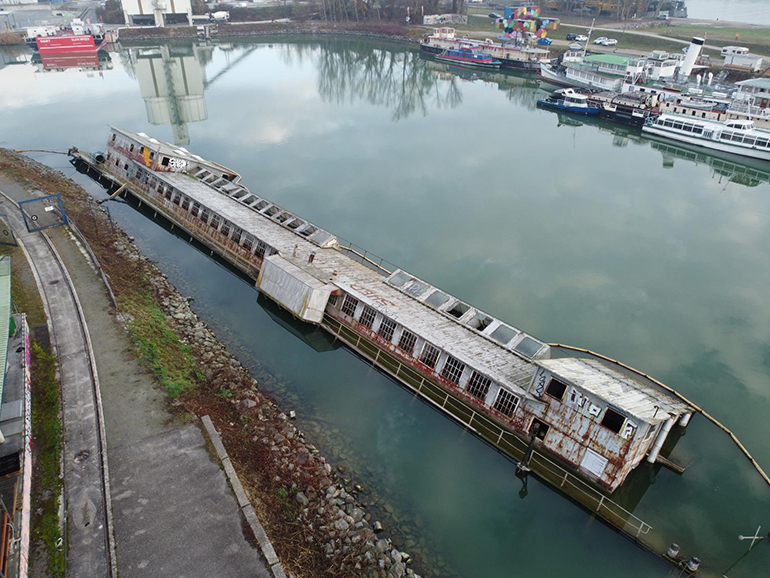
[537,37,553,46]
[488,12,501,18]
[657,13,670,20]
[601,38,618,46]
[594,36,609,44]
[566,33,578,41]
[574,34,588,42]
[569,43,583,51]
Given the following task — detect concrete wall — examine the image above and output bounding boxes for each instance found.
[122,0,192,26]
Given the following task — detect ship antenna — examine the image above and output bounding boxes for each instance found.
[583,18,595,58]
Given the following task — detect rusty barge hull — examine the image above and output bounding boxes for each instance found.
[67,129,700,567]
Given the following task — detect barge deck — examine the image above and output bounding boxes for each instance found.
[68,129,708,571]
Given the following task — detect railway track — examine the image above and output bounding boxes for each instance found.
[0,191,116,577]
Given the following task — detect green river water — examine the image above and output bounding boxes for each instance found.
[1,38,769,577]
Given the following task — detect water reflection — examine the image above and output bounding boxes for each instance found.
[31,50,112,75]
[131,44,213,145]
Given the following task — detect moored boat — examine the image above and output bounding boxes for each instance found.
[537,88,600,115]
[642,114,770,161]
[420,27,548,71]
[25,19,106,52]
[435,47,501,69]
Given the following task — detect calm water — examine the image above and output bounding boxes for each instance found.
[2,39,770,578]
[687,0,770,25]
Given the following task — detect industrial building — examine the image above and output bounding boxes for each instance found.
[121,0,193,27]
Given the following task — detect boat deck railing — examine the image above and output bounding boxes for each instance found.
[337,236,396,276]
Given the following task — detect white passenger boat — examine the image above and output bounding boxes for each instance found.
[642,114,770,162]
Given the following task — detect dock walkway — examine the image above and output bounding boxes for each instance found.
[0,176,270,578]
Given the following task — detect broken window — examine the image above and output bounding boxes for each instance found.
[130,144,134,152]
[209,214,221,230]
[397,330,417,355]
[220,221,231,237]
[447,301,470,319]
[327,294,339,308]
[161,157,170,166]
[405,280,429,298]
[441,356,465,385]
[601,408,625,434]
[493,389,519,417]
[164,188,173,201]
[231,228,241,244]
[466,371,491,401]
[425,290,450,308]
[191,202,200,217]
[341,295,359,317]
[181,197,190,211]
[172,193,181,205]
[200,209,210,224]
[529,418,550,440]
[359,305,377,329]
[545,378,568,401]
[419,343,441,369]
[242,234,253,252]
[378,318,396,342]
[468,313,493,331]
[255,240,268,260]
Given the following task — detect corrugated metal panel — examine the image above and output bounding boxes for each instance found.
[257,256,333,324]
[0,257,11,403]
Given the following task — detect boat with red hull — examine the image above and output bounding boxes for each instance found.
[435,47,502,70]
[36,35,104,54]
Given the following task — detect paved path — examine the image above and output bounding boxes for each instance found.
[0,188,114,577]
[0,175,269,578]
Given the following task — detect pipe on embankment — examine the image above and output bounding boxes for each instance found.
[549,343,770,488]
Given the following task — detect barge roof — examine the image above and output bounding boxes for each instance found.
[538,358,691,422]
[116,127,694,410]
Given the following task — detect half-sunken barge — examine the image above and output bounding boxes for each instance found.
[71,128,696,548]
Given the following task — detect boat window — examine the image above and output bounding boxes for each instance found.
[490,324,517,345]
[397,329,417,355]
[441,356,465,385]
[255,240,268,259]
[359,305,377,329]
[172,193,181,205]
[692,126,704,135]
[419,343,441,369]
[545,378,568,401]
[255,200,269,211]
[672,121,684,130]
[468,313,494,331]
[425,290,450,308]
[164,188,173,201]
[466,371,491,401]
[286,219,303,230]
[529,418,550,440]
[111,133,116,141]
[743,137,756,147]
[242,234,253,252]
[220,221,231,237]
[731,134,744,143]
[378,318,396,342]
[191,202,200,217]
[299,226,317,237]
[327,294,339,308]
[388,271,411,288]
[130,144,135,152]
[209,215,221,229]
[310,231,332,245]
[757,138,770,148]
[200,208,210,223]
[405,280,430,298]
[275,212,291,223]
[341,295,359,317]
[722,131,734,140]
[446,301,470,319]
[264,206,279,217]
[231,228,241,244]
[601,408,625,434]
[243,196,258,205]
[494,389,519,417]
[514,336,543,358]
